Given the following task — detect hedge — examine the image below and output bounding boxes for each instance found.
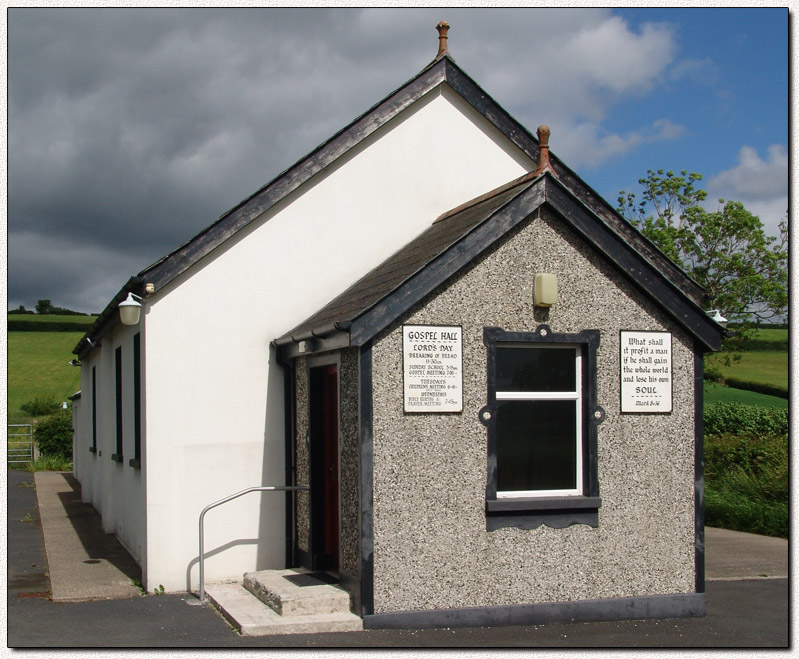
[704,402,789,437]
[8,320,93,332]
[704,432,788,538]
[35,409,74,459]
[723,338,789,352]
[704,373,788,400]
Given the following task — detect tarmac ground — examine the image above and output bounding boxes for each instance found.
[6,470,790,648]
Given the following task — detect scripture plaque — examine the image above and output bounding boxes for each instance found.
[403,325,463,413]
[620,330,673,413]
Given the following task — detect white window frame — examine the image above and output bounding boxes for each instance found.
[495,343,583,499]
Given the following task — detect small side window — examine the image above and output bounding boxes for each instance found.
[112,346,123,462]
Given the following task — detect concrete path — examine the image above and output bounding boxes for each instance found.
[8,469,790,647]
[704,526,788,581]
[34,470,789,602]
[34,471,142,601]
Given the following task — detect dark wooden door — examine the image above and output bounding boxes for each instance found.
[309,364,339,571]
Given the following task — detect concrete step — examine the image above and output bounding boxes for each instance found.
[205,582,363,636]
[243,568,352,617]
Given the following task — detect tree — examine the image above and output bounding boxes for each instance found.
[617,169,788,326]
[35,299,53,314]
[33,299,88,315]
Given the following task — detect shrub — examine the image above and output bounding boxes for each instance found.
[35,409,73,459]
[704,402,788,437]
[705,432,788,475]
[705,488,788,538]
[704,432,788,538]
[20,394,61,417]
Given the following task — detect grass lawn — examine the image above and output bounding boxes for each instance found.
[750,327,788,343]
[708,351,788,390]
[703,382,788,408]
[7,332,84,423]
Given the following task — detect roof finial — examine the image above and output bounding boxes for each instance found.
[435,21,451,60]
[532,125,558,178]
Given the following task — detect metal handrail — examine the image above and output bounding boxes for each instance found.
[198,485,309,602]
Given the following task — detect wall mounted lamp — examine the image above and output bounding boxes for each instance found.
[119,292,143,326]
[69,359,82,367]
[534,273,558,308]
[706,309,728,328]
[85,337,100,348]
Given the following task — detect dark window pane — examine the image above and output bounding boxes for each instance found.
[496,346,576,392]
[115,347,123,456]
[496,400,577,492]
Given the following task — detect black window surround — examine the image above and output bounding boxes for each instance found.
[130,332,142,469]
[89,366,98,454]
[112,346,124,462]
[481,325,605,530]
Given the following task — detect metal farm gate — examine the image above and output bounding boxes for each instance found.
[8,424,34,465]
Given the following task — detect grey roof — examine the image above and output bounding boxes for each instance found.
[274,171,725,354]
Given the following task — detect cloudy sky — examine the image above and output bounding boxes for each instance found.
[7,7,789,313]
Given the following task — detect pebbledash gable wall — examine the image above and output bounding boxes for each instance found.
[369,206,697,614]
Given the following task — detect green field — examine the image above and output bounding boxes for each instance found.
[7,332,84,424]
[703,381,788,408]
[710,351,788,390]
[750,327,788,344]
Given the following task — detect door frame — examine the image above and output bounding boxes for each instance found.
[306,355,341,572]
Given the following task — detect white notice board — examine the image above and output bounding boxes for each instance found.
[403,325,463,413]
[620,330,673,413]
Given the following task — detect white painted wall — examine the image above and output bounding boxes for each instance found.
[74,358,92,497]
[73,321,146,567]
[79,81,535,592]
[70,394,81,474]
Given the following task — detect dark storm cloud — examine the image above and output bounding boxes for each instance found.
[12,8,782,313]
[8,8,445,310]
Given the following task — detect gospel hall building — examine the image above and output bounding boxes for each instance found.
[72,23,725,633]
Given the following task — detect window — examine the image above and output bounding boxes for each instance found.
[130,333,142,468]
[481,325,604,530]
[495,344,582,496]
[90,366,97,454]
[112,346,123,462]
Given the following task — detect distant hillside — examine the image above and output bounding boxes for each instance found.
[8,331,85,423]
[8,315,98,332]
